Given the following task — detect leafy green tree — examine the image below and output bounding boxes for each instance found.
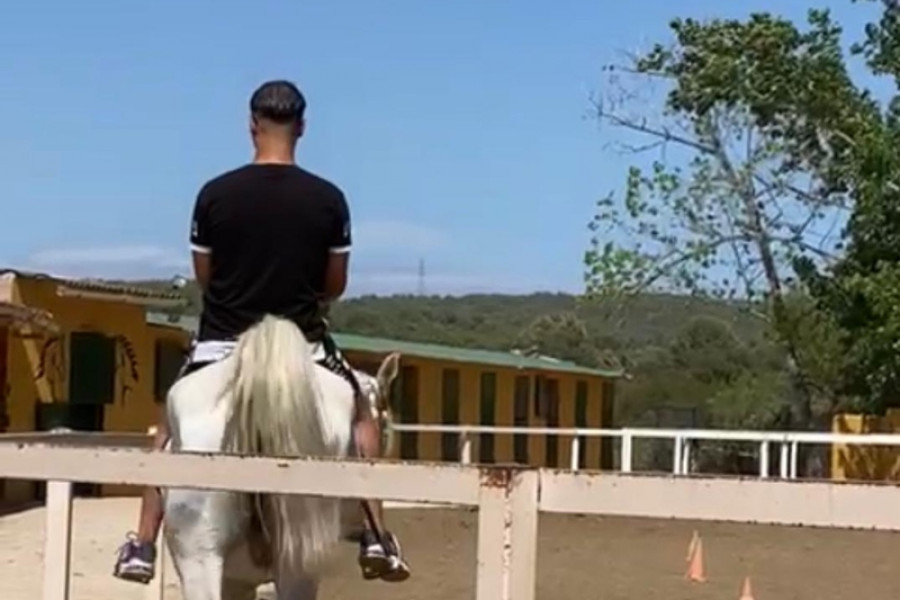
[793,1,900,413]
[514,312,603,367]
[668,316,752,385]
[618,315,787,472]
[584,10,875,428]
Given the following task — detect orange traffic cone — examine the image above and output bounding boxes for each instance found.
[685,531,706,582]
[739,576,754,600]
[686,530,699,561]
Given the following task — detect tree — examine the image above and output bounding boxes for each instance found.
[668,316,752,385]
[789,1,900,413]
[583,10,876,428]
[616,315,788,472]
[514,312,603,367]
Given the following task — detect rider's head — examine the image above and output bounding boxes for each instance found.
[249,80,306,150]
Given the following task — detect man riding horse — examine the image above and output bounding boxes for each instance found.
[113,79,410,584]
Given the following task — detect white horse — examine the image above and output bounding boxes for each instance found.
[161,314,400,600]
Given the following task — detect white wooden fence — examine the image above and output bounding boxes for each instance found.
[3,430,900,600]
[392,424,900,477]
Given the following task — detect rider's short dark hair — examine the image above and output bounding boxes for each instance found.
[249,80,307,124]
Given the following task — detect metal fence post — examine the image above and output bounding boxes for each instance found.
[570,437,581,471]
[790,441,800,479]
[621,430,634,473]
[779,441,790,478]
[759,441,770,479]
[460,431,473,465]
[673,435,683,475]
[681,437,692,475]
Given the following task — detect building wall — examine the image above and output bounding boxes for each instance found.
[341,351,613,470]
[3,299,613,504]
[831,411,900,481]
[2,277,190,504]
[0,325,9,433]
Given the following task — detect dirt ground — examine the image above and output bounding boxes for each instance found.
[2,497,899,599]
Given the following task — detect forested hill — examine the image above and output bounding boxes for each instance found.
[327,292,762,351]
[132,278,761,353]
[133,279,795,440]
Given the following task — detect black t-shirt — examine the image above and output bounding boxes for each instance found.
[189,163,351,343]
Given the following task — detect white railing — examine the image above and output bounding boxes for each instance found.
[4,434,900,600]
[391,424,900,478]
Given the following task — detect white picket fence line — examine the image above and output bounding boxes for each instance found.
[4,430,900,600]
[391,424,900,478]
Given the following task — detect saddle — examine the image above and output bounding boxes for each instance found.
[183,334,364,407]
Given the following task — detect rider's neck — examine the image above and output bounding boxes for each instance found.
[252,152,296,166]
[252,143,296,166]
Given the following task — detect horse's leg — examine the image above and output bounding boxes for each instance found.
[221,579,258,600]
[169,549,224,600]
[165,490,236,600]
[274,572,318,600]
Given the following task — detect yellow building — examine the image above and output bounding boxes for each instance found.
[1,269,621,503]
[0,270,189,504]
[151,314,622,470]
[831,410,900,482]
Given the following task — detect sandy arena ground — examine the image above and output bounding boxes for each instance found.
[2,497,900,599]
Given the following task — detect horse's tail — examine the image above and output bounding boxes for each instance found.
[223,314,340,572]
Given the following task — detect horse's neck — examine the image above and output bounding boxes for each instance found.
[311,369,356,454]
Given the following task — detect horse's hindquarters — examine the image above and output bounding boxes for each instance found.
[164,316,356,599]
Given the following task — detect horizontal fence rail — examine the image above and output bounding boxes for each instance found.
[0,436,537,600]
[391,424,900,478]
[538,471,900,530]
[5,429,900,600]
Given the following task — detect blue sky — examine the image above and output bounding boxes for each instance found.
[0,0,887,296]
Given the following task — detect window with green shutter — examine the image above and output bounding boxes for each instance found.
[398,366,419,459]
[601,380,616,469]
[575,380,588,469]
[441,368,460,461]
[68,332,116,405]
[0,327,8,432]
[479,372,496,463]
[544,378,560,468]
[154,340,186,403]
[513,375,530,464]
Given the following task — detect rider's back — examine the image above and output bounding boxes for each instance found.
[191,163,350,344]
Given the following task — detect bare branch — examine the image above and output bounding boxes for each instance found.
[768,237,840,262]
[624,233,753,294]
[595,103,718,155]
[602,63,676,81]
[750,173,846,211]
[616,140,667,155]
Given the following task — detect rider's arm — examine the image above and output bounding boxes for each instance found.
[189,187,212,292]
[322,191,351,301]
[192,252,211,292]
[323,253,348,300]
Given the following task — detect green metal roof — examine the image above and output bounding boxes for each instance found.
[146,312,621,379]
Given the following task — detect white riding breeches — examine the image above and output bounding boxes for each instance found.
[188,339,331,364]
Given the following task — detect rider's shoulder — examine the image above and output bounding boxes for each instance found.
[198,165,259,193]
[197,164,347,204]
[292,166,347,201]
